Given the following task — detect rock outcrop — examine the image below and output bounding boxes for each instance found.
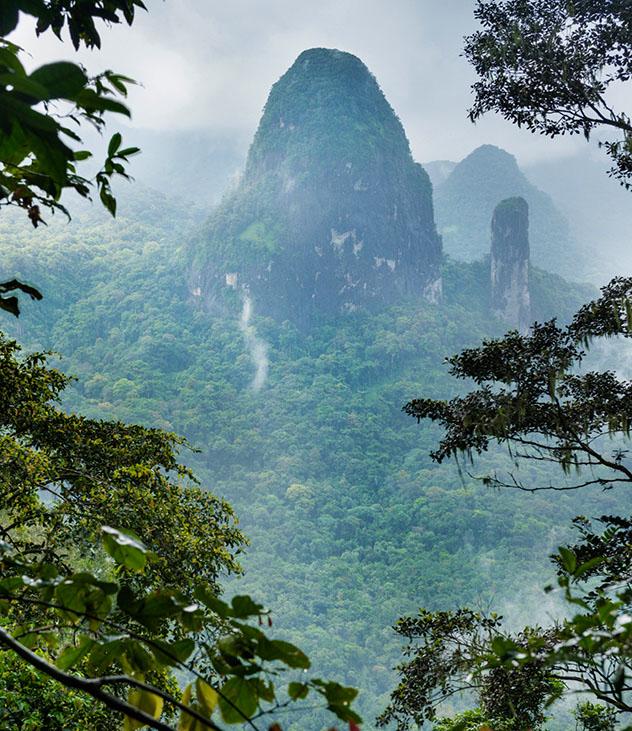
[432,144,580,276]
[490,197,531,332]
[189,48,442,325]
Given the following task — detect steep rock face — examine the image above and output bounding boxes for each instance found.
[434,144,581,277]
[490,197,531,332]
[190,48,442,324]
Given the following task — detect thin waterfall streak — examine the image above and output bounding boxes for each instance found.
[239,294,269,391]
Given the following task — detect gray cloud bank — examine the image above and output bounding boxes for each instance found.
[13,0,630,166]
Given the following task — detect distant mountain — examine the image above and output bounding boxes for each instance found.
[423,159,456,189]
[525,148,632,284]
[190,48,443,325]
[431,144,587,278]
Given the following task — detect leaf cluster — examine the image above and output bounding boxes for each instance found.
[404,277,632,493]
[464,0,632,186]
[0,2,144,314]
[0,331,244,599]
[0,527,361,731]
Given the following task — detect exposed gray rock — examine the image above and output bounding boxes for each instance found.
[434,144,581,277]
[490,197,531,332]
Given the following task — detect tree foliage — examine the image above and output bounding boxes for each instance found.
[0,525,361,731]
[464,0,632,186]
[385,278,632,727]
[405,276,632,494]
[0,333,243,596]
[0,1,144,313]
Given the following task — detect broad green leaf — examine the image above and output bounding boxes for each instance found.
[312,679,358,706]
[196,678,219,715]
[490,636,519,658]
[87,639,126,675]
[56,636,95,671]
[102,525,147,570]
[0,3,19,35]
[124,688,164,731]
[218,676,259,724]
[0,45,24,74]
[178,685,204,731]
[259,638,310,669]
[153,638,195,666]
[288,681,309,700]
[30,62,87,99]
[193,585,230,617]
[0,73,49,103]
[231,594,263,618]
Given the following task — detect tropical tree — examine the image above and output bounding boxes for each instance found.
[464,0,632,187]
[384,6,632,724]
[0,4,362,729]
[383,279,632,727]
[0,1,144,314]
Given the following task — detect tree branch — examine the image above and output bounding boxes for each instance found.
[0,626,176,731]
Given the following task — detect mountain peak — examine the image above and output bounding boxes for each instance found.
[190,50,442,325]
[246,47,409,179]
[434,144,578,274]
[448,145,521,182]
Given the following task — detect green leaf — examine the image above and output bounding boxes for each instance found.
[0,2,19,35]
[312,679,358,706]
[196,678,219,716]
[573,556,604,578]
[614,664,625,697]
[178,685,209,731]
[490,636,519,658]
[56,636,95,671]
[102,525,146,570]
[108,132,122,156]
[87,639,126,675]
[218,677,259,724]
[193,585,230,618]
[259,639,310,669]
[117,146,140,158]
[231,595,263,618]
[0,73,49,103]
[30,62,87,99]
[0,45,24,74]
[124,688,164,731]
[0,295,19,317]
[558,546,577,574]
[153,638,195,666]
[288,681,309,700]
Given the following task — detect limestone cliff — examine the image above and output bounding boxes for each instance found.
[490,197,531,332]
[433,145,580,276]
[189,48,442,324]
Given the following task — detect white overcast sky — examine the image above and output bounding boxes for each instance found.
[10,0,632,166]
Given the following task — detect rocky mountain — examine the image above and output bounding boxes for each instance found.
[430,144,586,277]
[423,159,456,189]
[189,48,442,325]
[490,197,531,332]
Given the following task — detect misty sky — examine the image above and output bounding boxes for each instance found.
[12,0,631,168]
